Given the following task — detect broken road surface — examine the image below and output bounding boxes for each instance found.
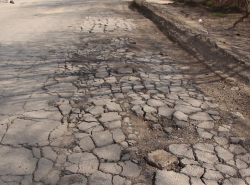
[0,0,249,184]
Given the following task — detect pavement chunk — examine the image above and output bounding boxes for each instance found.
[67,153,99,174]
[0,146,37,175]
[181,165,204,178]
[168,144,194,159]
[99,112,121,122]
[79,136,95,152]
[34,158,53,182]
[89,171,112,185]
[146,150,179,170]
[147,99,165,107]
[58,174,87,185]
[190,112,213,121]
[91,130,114,147]
[155,170,190,185]
[120,161,142,179]
[158,106,174,118]
[93,144,121,162]
[173,111,188,121]
[99,163,122,174]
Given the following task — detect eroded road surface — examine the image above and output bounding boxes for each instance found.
[0,0,250,185]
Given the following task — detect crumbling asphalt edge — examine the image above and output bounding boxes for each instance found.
[132,0,250,83]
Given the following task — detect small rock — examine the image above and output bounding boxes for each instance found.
[151,124,162,131]
[163,126,174,134]
[231,86,239,91]
[146,150,178,170]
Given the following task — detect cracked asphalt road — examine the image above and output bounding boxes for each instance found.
[0,0,250,184]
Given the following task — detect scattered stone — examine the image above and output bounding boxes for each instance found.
[231,86,239,91]
[163,126,174,134]
[146,150,179,170]
[151,124,163,131]
[155,170,190,185]
[104,120,122,129]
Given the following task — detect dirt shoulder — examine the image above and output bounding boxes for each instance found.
[132,0,250,141]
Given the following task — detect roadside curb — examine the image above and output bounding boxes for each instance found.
[132,0,250,83]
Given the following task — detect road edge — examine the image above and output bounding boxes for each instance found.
[132,0,250,84]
